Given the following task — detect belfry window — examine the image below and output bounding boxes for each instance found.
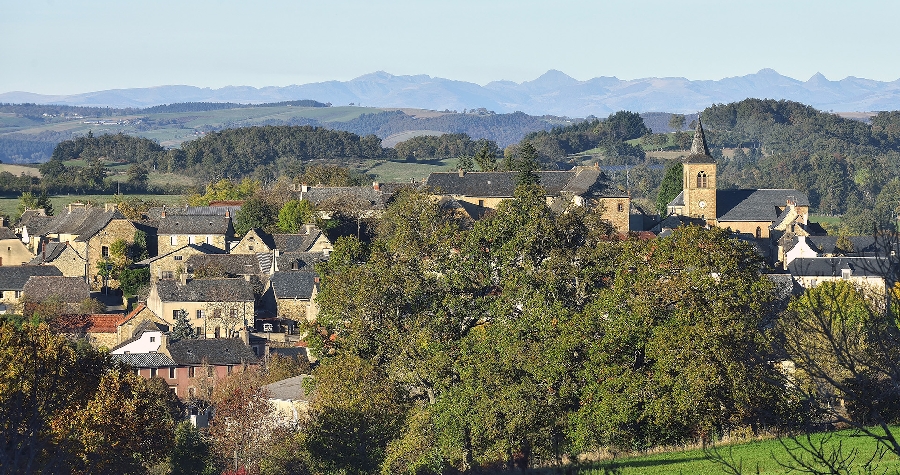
[696,171,708,188]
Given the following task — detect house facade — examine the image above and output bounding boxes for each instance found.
[146,277,256,339]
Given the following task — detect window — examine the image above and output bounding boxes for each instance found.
[207,366,214,377]
[162,271,174,280]
[170,235,177,245]
[617,203,624,212]
[188,366,195,378]
[248,246,254,251]
[227,365,233,375]
[755,227,762,239]
[188,387,195,397]
[169,367,176,379]
[150,368,157,378]
[136,368,141,375]
[696,171,708,188]
[197,310,205,320]
[206,236,212,244]
[150,336,156,342]
[174,255,183,261]
[478,199,484,207]
[14,290,21,299]
[101,245,109,257]
[172,310,180,320]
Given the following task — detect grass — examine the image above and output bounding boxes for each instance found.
[579,428,900,475]
[366,158,459,182]
[0,193,184,218]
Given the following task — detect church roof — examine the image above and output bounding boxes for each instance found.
[683,117,715,164]
[426,168,626,199]
[717,189,809,222]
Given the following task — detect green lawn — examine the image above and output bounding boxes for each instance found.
[580,428,900,475]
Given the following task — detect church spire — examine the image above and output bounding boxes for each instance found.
[690,116,710,156]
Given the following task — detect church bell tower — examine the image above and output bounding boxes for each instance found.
[682,118,716,221]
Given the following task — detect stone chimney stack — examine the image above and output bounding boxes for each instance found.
[179,272,187,286]
[159,333,169,355]
[458,169,465,177]
[161,208,166,219]
[301,183,309,193]
[373,181,380,191]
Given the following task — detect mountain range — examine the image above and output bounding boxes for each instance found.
[4,69,900,117]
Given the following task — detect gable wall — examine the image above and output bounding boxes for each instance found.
[0,239,34,266]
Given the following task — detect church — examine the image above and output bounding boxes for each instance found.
[665,119,811,243]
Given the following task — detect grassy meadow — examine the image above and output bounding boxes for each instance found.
[579,428,900,475]
[0,193,185,218]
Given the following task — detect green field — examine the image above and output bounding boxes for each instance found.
[0,193,185,218]
[366,158,459,182]
[580,428,900,475]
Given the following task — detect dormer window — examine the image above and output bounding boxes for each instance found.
[696,171,709,188]
[842,268,852,280]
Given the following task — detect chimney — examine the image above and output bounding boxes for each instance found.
[314,276,320,284]
[159,333,169,355]
[42,241,46,261]
[305,223,314,235]
[104,202,117,212]
[458,169,465,177]
[240,327,250,345]
[179,272,187,286]
[595,162,599,169]
[161,208,166,219]
[373,181,380,191]
[225,209,231,218]
[301,183,308,193]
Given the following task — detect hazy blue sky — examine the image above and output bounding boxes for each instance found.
[2,0,899,94]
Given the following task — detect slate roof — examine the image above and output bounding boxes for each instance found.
[263,374,313,401]
[273,232,323,252]
[0,227,17,240]
[787,257,892,278]
[136,243,225,266]
[301,186,388,210]
[26,207,123,240]
[0,265,63,291]
[23,276,90,303]
[270,271,317,300]
[244,228,277,250]
[426,168,624,199]
[716,189,810,222]
[275,252,327,272]
[167,338,259,365]
[112,352,177,368]
[154,278,255,302]
[684,118,716,164]
[185,254,262,276]
[73,210,127,242]
[668,190,685,208]
[806,236,886,255]
[157,215,232,235]
[18,212,55,236]
[29,242,84,265]
[146,206,241,219]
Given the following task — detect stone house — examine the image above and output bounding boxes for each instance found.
[139,243,225,281]
[230,226,332,256]
[264,374,313,424]
[156,210,235,256]
[787,256,895,297]
[116,302,170,343]
[426,167,632,234]
[111,332,260,399]
[0,227,34,266]
[260,271,320,326]
[28,242,87,277]
[54,313,129,348]
[21,275,91,313]
[16,203,141,289]
[146,276,255,339]
[0,265,63,312]
[298,184,389,220]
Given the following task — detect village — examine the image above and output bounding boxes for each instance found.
[0,120,895,438]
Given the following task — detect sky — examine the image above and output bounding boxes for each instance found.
[2,0,900,95]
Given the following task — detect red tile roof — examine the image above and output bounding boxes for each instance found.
[55,313,128,334]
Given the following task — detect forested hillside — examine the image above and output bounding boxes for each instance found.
[164,125,393,180]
